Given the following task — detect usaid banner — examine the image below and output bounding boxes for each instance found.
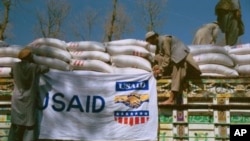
[38,70,158,141]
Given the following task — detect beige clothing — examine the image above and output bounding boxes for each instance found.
[155,35,201,92]
[192,22,226,46]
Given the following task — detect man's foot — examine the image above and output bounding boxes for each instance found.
[158,99,175,105]
[159,91,175,105]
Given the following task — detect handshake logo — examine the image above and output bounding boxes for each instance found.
[114,93,149,108]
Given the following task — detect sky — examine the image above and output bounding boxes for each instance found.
[2,0,250,46]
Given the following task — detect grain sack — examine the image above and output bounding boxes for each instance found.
[106,45,151,57]
[33,55,71,71]
[111,55,152,72]
[228,47,250,55]
[201,73,226,77]
[235,43,250,48]
[0,47,22,58]
[0,67,11,77]
[193,53,234,67]
[113,67,149,74]
[147,44,157,54]
[188,45,227,55]
[30,45,72,63]
[235,65,250,76]
[70,59,113,73]
[105,39,149,47]
[28,38,67,50]
[105,39,156,54]
[67,41,105,52]
[230,54,250,65]
[70,51,110,62]
[199,64,238,76]
[0,57,20,67]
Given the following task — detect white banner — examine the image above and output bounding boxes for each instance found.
[38,70,158,141]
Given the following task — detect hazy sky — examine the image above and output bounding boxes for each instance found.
[3,0,250,46]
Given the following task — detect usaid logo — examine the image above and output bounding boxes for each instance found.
[116,80,149,91]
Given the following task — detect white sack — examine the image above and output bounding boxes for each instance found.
[33,55,71,71]
[113,67,149,74]
[0,57,20,67]
[111,55,152,72]
[30,45,72,63]
[67,41,105,52]
[105,39,149,47]
[147,44,157,54]
[235,65,250,76]
[228,47,250,55]
[0,47,22,58]
[230,54,250,65]
[104,39,156,53]
[0,67,11,77]
[70,59,113,73]
[199,64,238,76]
[193,53,234,67]
[235,43,250,48]
[188,45,227,55]
[106,45,153,58]
[28,38,67,51]
[70,51,110,62]
[201,73,226,77]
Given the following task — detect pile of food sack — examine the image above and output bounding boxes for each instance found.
[0,38,156,77]
[2,37,250,77]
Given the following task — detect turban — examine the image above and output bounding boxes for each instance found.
[145,31,157,40]
[18,48,32,60]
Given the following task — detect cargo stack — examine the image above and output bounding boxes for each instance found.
[2,39,250,140]
[157,45,250,141]
[0,44,16,141]
[0,78,12,141]
[158,77,250,141]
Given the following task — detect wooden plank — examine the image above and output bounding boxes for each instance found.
[159,104,250,110]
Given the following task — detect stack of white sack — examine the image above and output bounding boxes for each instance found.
[188,44,238,77]
[28,38,72,71]
[0,45,22,77]
[228,43,250,76]
[105,39,155,72]
[67,41,113,73]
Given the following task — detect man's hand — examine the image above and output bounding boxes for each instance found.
[152,65,162,77]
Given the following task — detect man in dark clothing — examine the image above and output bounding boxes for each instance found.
[8,48,49,141]
[215,0,244,45]
[145,31,201,105]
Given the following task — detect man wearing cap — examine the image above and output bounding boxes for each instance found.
[145,31,201,105]
[8,48,49,141]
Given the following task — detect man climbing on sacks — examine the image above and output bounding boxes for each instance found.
[145,31,201,105]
